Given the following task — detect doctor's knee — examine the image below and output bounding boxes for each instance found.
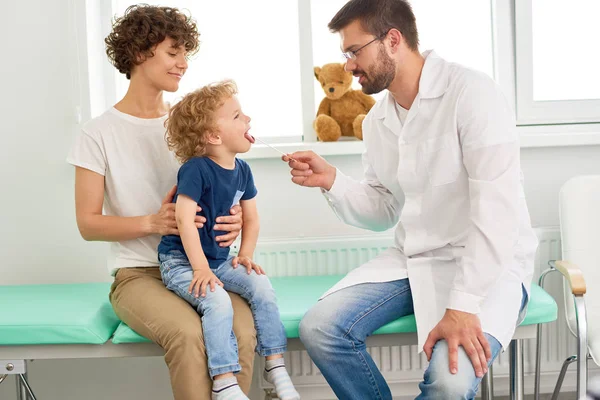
[299,305,340,350]
[421,340,480,399]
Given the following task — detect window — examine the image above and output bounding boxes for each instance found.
[515,0,600,124]
[310,0,384,112]
[100,0,495,143]
[310,0,495,112]
[411,0,494,79]
[85,0,600,151]
[111,0,303,139]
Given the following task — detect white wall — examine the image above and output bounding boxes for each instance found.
[1,1,600,399]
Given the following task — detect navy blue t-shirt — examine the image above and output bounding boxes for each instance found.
[158,157,257,269]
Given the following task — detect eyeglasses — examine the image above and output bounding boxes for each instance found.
[342,32,387,61]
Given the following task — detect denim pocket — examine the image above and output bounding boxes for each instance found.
[158,251,188,272]
[159,251,191,288]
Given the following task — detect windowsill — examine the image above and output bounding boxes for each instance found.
[242,126,600,160]
[518,123,600,148]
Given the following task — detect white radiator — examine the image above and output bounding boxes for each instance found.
[249,227,597,399]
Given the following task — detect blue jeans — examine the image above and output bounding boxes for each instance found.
[299,279,525,400]
[159,251,287,378]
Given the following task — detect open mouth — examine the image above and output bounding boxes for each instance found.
[244,131,255,144]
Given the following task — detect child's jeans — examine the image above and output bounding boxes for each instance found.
[159,251,287,378]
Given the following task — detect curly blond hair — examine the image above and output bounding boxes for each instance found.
[166,80,238,163]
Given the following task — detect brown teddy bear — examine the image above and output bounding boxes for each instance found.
[314,63,376,141]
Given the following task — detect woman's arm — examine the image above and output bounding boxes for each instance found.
[74,167,203,241]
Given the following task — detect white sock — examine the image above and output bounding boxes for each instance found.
[264,358,300,400]
[211,376,248,400]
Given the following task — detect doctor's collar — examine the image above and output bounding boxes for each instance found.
[416,50,449,100]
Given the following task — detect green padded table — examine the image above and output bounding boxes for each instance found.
[111,275,558,343]
[0,283,120,345]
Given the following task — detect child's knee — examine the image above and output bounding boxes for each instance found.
[202,286,233,314]
[245,275,276,300]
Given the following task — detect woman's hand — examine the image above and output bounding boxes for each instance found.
[189,268,223,298]
[150,185,206,235]
[232,255,265,275]
[214,204,243,247]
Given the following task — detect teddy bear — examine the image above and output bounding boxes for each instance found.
[314,63,376,141]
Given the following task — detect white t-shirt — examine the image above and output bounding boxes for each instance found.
[394,101,409,125]
[67,107,180,275]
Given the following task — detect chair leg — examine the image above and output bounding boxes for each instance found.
[12,361,37,400]
[574,296,588,399]
[15,370,26,400]
[534,322,543,400]
[551,355,577,400]
[535,266,558,400]
[509,339,524,400]
[17,374,37,400]
[481,363,494,400]
[550,296,589,400]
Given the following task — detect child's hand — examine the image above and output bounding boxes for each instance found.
[232,256,265,275]
[189,269,223,298]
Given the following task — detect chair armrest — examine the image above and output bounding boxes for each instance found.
[554,260,587,296]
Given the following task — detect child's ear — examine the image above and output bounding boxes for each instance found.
[206,131,222,145]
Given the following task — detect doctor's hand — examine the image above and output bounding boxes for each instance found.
[423,309,492,379]
[282,151,337,191]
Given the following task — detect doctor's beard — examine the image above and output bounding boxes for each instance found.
[359,47,396,95]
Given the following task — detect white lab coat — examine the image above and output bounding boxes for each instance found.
[321,50,539,351]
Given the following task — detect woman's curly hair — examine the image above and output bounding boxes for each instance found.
[105,4,200,79]
[166,80,238,163]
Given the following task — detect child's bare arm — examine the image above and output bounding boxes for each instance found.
[238,198,259,257]
[176,194,209,270]
[233,198,264,274]
[175,194,222,296]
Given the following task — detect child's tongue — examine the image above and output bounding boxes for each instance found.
[244,132,255,144]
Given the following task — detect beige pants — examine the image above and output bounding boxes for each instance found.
[110,267,257,400]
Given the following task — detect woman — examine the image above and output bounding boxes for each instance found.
[67,5,256,399]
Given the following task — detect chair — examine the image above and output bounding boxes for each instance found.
[535,175,600,400]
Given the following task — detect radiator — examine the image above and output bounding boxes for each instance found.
[250,227,595,399]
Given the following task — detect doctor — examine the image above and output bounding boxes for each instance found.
[284,0,538,399]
